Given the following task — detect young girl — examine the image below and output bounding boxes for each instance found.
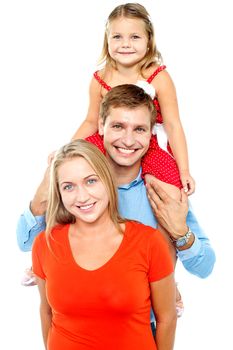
[72,3,195,198]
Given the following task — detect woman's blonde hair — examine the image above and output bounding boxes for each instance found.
[99,3,162,75]
[46,139,125,244]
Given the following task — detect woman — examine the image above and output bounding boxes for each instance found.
[32,139,177,350]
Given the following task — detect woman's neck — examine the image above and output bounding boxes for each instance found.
[71,212,115,239]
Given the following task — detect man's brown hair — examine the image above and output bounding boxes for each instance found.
[100,84,156,128]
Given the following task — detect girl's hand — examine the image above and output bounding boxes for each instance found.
[180,171,195,195]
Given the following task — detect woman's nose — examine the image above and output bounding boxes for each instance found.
[75,186,90,203]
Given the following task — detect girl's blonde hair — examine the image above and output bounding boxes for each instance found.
[99,3,162,74]
[46,139,125,244]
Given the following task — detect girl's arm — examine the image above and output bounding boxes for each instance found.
[37,277,52,349]
[155,70,195,194]
[150,274,177,350]
[71,76,102,140]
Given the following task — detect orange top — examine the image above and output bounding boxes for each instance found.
[32,221,173,350]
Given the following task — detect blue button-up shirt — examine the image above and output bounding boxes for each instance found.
[17,169,216,279]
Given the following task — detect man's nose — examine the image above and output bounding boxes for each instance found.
[122,130,135,146]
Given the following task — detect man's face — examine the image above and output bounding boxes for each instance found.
[99,106,152,173]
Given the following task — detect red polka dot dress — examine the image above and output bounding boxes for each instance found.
[87,66,182,189]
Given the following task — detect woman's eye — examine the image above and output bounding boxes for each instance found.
[63,184,73,191]
[87,178,97,185]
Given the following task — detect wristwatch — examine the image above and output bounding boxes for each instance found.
[174,227,192,248]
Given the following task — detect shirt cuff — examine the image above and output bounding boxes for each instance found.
[23,206,46,228]
[177,234,202,261]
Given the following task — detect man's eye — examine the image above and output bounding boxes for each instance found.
[136,127,145,133]
[112,124,122,129]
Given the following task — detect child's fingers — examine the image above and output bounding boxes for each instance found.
[181,178,189,193]
[186,179,195,196]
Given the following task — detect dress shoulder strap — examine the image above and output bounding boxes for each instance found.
[93,71,111,91]
[147,65,167,84]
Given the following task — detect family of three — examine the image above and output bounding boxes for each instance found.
[17,84,215,349]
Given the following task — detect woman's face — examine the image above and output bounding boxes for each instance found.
[58,157,109,224]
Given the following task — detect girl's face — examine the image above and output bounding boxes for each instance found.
[58,157,109,225]
[107,17,148,68]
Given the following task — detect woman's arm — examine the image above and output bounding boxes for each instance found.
[154,70,195,194]
[71,76,102,140]
[37,277,52,349]
[150,274,177,350]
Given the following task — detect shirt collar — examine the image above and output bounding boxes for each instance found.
[118,168,143,190]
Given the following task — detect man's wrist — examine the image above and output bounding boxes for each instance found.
[172,227,195,251]
[30,198,47,216]
[170,225,189,241]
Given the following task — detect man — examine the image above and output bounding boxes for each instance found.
[17,84,215,315]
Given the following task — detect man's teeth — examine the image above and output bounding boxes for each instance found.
[79,204,94,210]
[118,148,135,154]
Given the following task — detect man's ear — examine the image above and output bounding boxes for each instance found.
[98,118,104,136]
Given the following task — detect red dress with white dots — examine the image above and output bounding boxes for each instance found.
[86,66,182,189]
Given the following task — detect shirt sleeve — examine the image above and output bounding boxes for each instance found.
[177,203,216,278]
[32,234,46,279]
[16,205,46,252]
[148,229,174,282]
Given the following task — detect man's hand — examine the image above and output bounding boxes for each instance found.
[30,166,50,216]
[146,181,189,240]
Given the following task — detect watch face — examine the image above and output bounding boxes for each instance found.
[176,238,187,248]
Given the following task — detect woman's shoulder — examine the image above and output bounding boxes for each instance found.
[33,224,68,247]
[125,221,172,257]
[126,220,161,241]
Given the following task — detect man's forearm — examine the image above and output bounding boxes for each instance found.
[16,167,49,251]
[30,168,49,215]
[30,197,47,216]
[16,208,46,251]
[178,240,216,278]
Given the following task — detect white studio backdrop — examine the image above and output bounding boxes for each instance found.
[0,0,232,349]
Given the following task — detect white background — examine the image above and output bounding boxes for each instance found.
[0,0,232,349]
